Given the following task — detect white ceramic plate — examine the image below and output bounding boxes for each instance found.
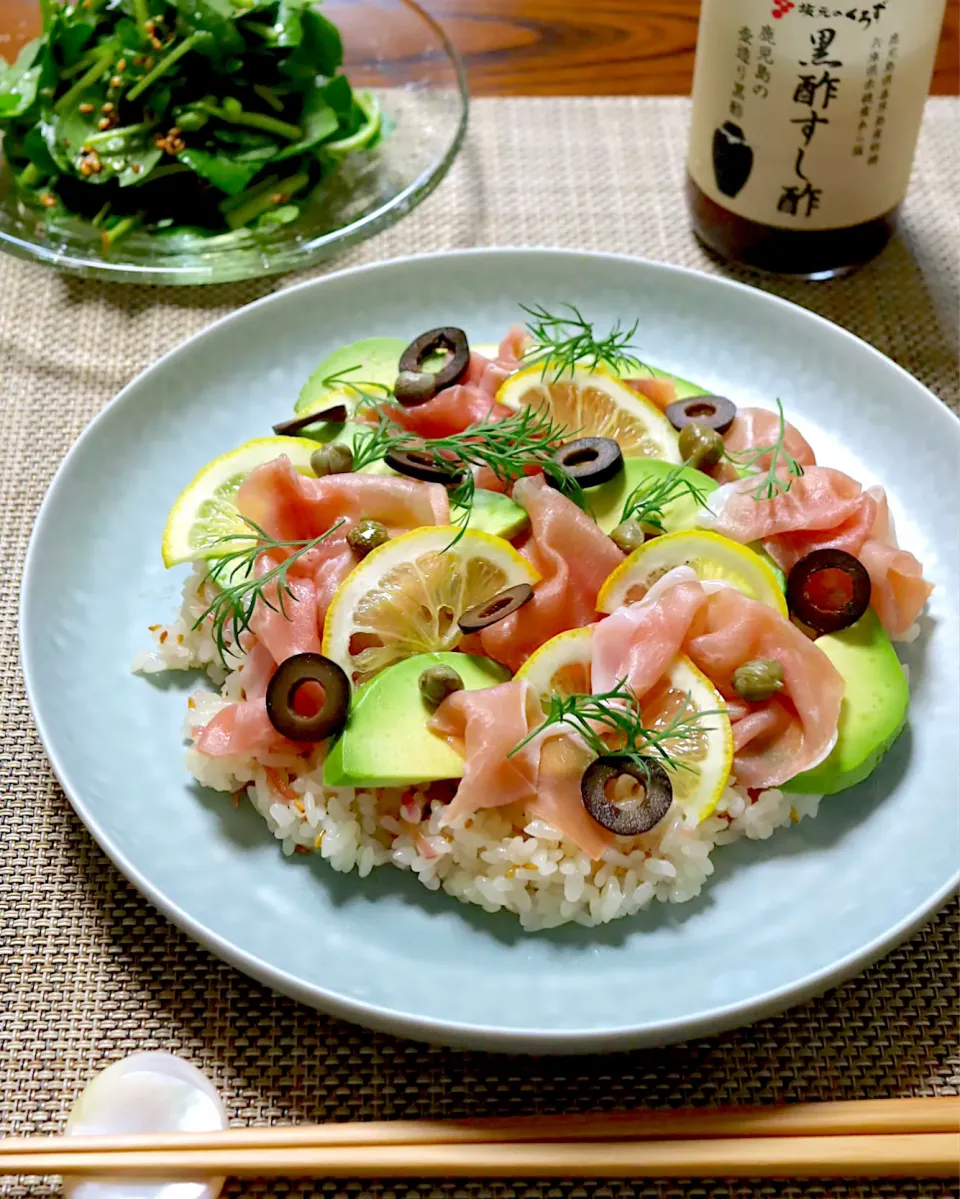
[20,250,960,1052]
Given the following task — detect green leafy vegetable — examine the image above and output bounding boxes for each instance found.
[178,145,269,194]
[0,39,44,119]
[723,397,805,501]
[0,0,384,245]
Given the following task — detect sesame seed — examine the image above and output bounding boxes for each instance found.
[40,193,57,208]
[110,75,123,89]
[78,102,94,114]
[117,58,127,72]
[101,102,114,114]
[98,117,111,131]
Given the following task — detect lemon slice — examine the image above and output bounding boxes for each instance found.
[644,655,732,824]
[515,626,594,703]
[161,437,318,567]
[322,527,540,683]
[597,530,788,617]
[496,361,681,462]
[518,633,730,824]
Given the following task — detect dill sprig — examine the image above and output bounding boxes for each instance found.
[194,517,345,663]
[350,407,408,472]
[620,465,710,534]
[509,679,718,778]
[426,406,586,532]
[723,398,804,501]
[350,405,585,538]
[321,364,394,408]
[520,303,648,381]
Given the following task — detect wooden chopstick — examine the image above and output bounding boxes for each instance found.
[3,1096,957,1159]
[0,1134,957,1180]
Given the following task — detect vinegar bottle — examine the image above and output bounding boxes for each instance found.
[686,0,947,278]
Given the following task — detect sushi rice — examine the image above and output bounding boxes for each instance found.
[134,566,823,932]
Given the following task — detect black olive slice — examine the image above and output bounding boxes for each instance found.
[665,395,738,434]
[549,437,624,487]
[399,327,470,391]
[265,653,350,742]
[581,755,673,836]
[786,548,872,635]
[273,404,349,436]
[384,448,465,485]
[457,583,534,633]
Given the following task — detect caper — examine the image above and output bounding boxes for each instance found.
[311,443,354,477]
[394,369,438,408]
[679,421,724,470]
[347,518,389,557]
[610,519,647,555]
[731,659,784,703]
[418,663,465,707]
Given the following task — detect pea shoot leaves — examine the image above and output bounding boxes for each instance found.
[0,0,379,243]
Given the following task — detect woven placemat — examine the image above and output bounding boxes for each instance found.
[0,97,957,1198]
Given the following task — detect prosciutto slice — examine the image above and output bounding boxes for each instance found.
[478,476,624,671]
[385,327,527,438]
[591,579,844,790]
[428,679,614,858]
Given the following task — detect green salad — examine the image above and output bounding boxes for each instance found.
[0,0,382,245]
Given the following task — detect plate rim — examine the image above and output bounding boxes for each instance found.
[19,246,960,1052]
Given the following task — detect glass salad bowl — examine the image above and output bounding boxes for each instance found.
[0,0,468,285]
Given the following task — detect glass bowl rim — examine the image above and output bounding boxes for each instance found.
[0,0,469,285]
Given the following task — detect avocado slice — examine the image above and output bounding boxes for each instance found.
[782,609,909,796]
[456,489,528,539]
[584,458,718,535]
[295,337,408,416]
[324,652,510,788]
[580,457,785,589]
[645,364,709,401]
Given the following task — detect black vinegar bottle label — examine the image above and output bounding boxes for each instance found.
[687,0,945,232]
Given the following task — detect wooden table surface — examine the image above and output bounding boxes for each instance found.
[421,0,959,96]
[2,0,957,95]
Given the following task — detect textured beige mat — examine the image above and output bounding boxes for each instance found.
[0,97,957,1197]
